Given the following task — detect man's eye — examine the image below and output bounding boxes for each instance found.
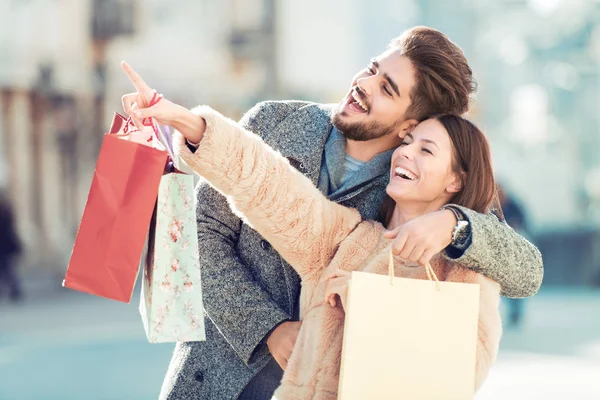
[383,86,392,97]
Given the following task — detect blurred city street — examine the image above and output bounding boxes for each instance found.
[0,282,174,400]
[478,288,600,400]
[1,283,599,400]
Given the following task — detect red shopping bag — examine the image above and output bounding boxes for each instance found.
[63,112,168,302]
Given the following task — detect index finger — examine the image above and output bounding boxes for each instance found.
[121,61,152,95]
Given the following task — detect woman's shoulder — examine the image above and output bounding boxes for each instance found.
[339,220,388,254]
[328,220,388,272]
[355,220,387,239]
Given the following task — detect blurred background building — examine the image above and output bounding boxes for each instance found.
[0,0,598,286]
[0,0,599,398]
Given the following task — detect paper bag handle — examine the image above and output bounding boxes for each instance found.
[388,250,440,290]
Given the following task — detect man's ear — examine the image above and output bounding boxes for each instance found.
[397,119,419,138]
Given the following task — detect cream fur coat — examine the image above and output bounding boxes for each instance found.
[175,106,503,400]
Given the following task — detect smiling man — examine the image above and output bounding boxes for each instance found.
[159,26,543,400]
[333,53,416,143]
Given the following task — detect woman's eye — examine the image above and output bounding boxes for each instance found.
[400,141,409,146]
[367,66,375,75]
[422,147,433,155]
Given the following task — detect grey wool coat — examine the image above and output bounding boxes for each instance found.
[159,101,543,400]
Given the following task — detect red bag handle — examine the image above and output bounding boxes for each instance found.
[141,90,163,127]
[118,90,164,142]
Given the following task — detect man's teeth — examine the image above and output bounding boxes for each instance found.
[352,92,368,112]
[395,167,417,180]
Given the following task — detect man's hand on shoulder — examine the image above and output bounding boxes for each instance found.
[384,209,458,266]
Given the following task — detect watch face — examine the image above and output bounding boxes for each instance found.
[454,221,470,244]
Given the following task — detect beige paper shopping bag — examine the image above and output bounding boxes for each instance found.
[338,252,480,400]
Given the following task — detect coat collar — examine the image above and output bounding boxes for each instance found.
[263,103,336,186]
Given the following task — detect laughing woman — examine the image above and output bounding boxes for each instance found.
[121,64,542,399]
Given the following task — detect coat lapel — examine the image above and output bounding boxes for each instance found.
[262,103,336,186]
[329,173,389,203]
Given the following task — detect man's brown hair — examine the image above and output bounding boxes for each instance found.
[390,26,477,121]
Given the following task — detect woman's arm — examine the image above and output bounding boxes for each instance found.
[120,63,361,279]
[174,106,362,279]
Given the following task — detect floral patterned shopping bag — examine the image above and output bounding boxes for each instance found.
[139,169,206,343]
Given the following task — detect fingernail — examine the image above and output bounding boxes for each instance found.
[134,111,142,118]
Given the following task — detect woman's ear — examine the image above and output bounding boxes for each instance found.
[446,173,462,194]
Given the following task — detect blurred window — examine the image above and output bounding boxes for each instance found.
[91,0,135,39]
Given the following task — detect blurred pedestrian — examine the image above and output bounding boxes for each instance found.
[0,189,22,302]
[498,184,530,329]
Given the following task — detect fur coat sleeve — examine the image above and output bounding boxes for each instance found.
[445,266,503,391]
[175,106,363,279]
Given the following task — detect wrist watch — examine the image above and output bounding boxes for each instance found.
[441,205,470,247]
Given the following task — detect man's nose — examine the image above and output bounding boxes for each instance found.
[356,75,376,96]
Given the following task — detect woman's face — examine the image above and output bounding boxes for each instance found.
[387,119,461,207]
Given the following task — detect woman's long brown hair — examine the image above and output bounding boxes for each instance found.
[379,115,498,226]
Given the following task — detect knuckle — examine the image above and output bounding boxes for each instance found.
[122,93,135,102]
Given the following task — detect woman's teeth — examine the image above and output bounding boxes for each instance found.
[394,167,417,180]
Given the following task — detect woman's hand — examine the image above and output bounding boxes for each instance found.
[323,268,352,310]
[120,61,206,144]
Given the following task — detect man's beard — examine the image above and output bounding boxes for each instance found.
[332,107,401,142]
